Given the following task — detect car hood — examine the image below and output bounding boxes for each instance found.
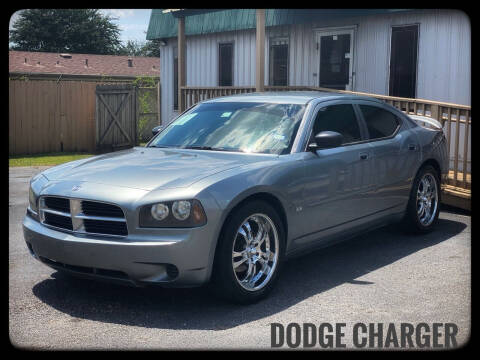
[41,147,276,191]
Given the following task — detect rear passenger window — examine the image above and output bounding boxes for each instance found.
[359,105,400,139]
[312,104,362,144]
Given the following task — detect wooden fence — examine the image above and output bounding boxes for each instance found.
[9,80,97,155]
[9,79,161,155]
[181,85,471,190]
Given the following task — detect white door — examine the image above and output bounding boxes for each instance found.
[315,28,355,91]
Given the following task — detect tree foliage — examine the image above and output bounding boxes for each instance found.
[117,39,161,57]
[140,39,161,57]
[9,9,123,54]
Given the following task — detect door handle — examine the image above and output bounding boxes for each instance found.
[359,152,369,160]
[408,144,416,151]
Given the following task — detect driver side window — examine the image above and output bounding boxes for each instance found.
[312,104,362,144]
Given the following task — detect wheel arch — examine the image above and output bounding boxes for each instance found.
[403,157,442,232]
[418,158,442,180]
[408,158,442,209]
[207,191,289,281]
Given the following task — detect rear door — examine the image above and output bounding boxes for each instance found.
[355,101,420,213]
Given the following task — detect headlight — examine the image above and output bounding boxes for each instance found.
[29,186,38,213]
[139,199,207,228]
[172,200,191,220]
[151,203,169,221]
[27,173,47,221]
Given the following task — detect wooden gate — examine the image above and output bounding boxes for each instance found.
[95,84,137,151]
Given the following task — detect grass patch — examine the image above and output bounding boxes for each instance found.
[9,152,95,167]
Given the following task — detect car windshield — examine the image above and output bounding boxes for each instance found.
[148,102,306,155]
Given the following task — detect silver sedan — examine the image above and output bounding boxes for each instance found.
[23,92,448,304]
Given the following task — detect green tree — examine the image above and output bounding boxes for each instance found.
[116,40,146,56]
[9,9,123,54]
[117,39,161,57]
[140,39,161,57]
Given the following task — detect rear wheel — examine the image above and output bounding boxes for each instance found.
[211,200,285,304]
[402,165,441,233]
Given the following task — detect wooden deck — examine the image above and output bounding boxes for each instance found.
[443,171,471,211]
[447,170,471,188]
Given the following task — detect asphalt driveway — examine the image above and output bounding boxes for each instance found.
[9,166,471,349]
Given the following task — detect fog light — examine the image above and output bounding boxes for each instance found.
[151,203,169,221]
[166,264,179,279]
[172,200,191,220]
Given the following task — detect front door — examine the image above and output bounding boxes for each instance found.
[316,29,355,90]
[298,102,375,246]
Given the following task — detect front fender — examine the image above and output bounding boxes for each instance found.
[194,156,305,281]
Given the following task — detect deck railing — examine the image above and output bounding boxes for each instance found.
[180,86,471,191]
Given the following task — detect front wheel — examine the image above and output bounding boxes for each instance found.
[211,200,285,304]
[402,165,441,233]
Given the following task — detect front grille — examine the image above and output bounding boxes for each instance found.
[44,212,73,231]
[83,219,128,236]
[44,197,70,213]
[40,196,127,237]
[82,201,124,218]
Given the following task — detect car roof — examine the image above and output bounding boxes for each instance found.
[201,91,384,105]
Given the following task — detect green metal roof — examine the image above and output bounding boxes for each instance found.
[146,9,413,40]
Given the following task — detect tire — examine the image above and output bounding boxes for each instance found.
[402,165,441,234]
[211,200,285,304]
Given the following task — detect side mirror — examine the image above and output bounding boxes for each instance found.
[152,125,163,136]
[308,131,344,151]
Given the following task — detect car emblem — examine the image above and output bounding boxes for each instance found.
[71,185,81,192]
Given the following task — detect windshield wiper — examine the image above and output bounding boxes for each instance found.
[182,145,214,150]
[182,145,244,152]
[149,144,176,148]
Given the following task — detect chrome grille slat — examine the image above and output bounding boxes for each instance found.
[39,196,128,237]
[41,208,71,218]
[75,214,126,222]
[43,212,73,231]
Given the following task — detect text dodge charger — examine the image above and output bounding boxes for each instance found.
[23,92,448,303]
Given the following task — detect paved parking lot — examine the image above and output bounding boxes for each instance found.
[9,166,471,349]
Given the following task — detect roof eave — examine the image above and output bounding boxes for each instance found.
[9,72,159,80]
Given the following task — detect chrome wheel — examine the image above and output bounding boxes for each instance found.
[416,173,438,226]
[232,213,279,291]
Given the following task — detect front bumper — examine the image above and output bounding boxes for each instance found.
[23,214,215,287]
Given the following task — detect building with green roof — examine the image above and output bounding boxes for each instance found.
[146,9,470,123]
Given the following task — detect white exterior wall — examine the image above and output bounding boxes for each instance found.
[160,9,470,123]
[159,44,175,123]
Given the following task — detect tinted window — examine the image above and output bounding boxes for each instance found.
[312,104,362,144]
[359,105,399,139]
